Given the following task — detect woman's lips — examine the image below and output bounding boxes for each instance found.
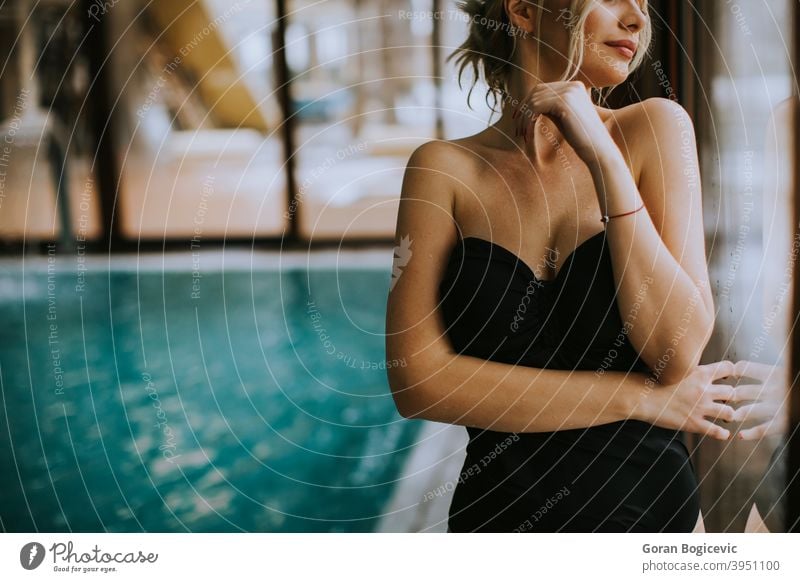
[604,43,634,60]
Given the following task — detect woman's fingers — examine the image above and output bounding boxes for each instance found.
[709,384,736,403]
[699,360,736,381]
[706,403,736,423]
[734,360,789,394]
[728,383,773,403]
[734,359,774,380]
[737,424,768,440]
[729,377,787,407]
[696,419,731,440]
[731,402,771,423]
[736,418,786,441]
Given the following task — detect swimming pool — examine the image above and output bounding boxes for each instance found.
[0,253,422,532]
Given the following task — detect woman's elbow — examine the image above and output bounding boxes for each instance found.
[394,399,426,420]
[387,364,435,419]
[650,339,707,385]
[388,375,419,419]
[649,314,714,385]
[386,337,453,419]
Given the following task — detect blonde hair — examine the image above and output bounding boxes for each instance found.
[447,0,652,114]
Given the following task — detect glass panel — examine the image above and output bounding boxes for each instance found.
[110,0,286,239]
[288,0,436,240]
[0,0,102,244]
[700,0,792,532]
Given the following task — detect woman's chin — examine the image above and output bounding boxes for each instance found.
[590,69,631,88]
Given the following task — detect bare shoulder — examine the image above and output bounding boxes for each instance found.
[621,97,694,140]
[601,98,694,183]
[403,137,484,203]
[406,138,475,172]
[396,139,480,248]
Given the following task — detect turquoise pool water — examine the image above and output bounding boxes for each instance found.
[0,261,421,532]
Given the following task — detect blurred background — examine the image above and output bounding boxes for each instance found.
[0,0,798,532]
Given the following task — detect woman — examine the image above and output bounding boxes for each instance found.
[385,0,748,532]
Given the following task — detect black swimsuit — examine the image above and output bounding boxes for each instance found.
[438,230,701,532]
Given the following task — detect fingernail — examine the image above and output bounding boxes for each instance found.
[738,432,744,440]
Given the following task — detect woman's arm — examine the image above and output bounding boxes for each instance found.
[513,86,713,385]
[586,97,715,385]
[386,140,734,438]
[391,346,734,438]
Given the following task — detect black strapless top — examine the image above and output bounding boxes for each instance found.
[438,230,700,532]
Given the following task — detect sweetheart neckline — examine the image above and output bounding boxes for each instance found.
[455,230,607,285]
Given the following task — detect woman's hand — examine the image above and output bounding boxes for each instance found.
[514,80,618,166]
[730,360,788,440]
[631,360,739,440]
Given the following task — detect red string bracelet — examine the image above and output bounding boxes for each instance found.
[600,202,645,223]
